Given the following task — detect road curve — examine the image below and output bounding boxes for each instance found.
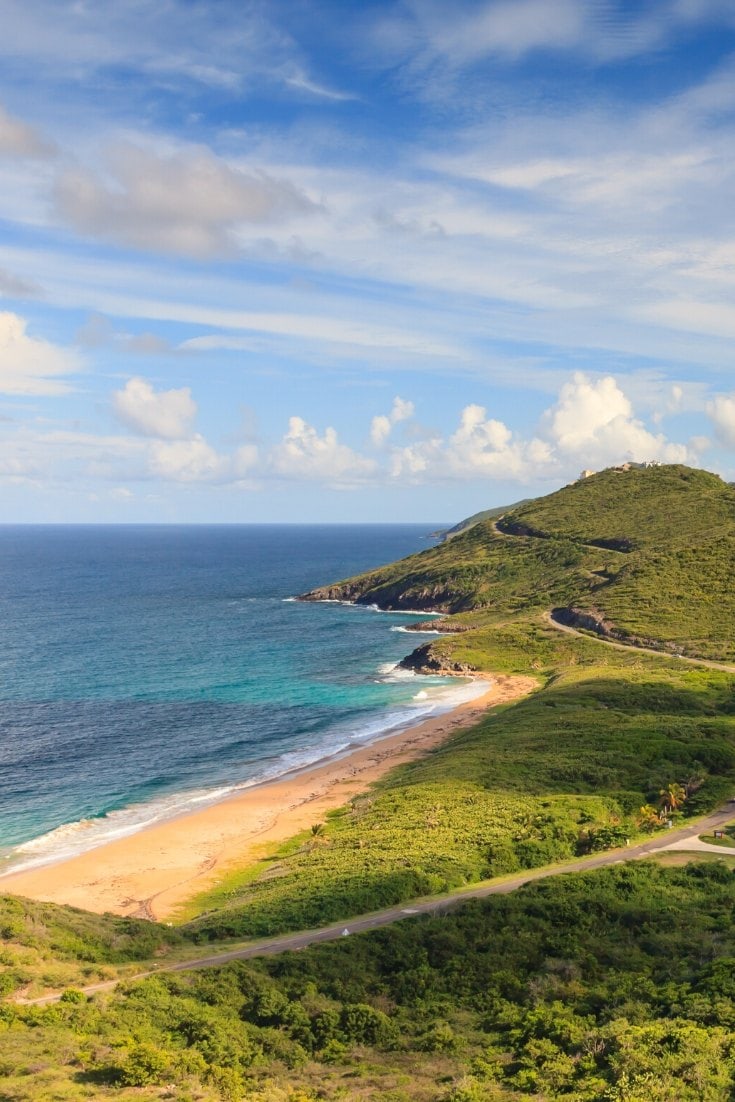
[16,801,735,1006]
[544,610,735,673]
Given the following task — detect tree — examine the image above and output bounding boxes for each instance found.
[659,782,687,816]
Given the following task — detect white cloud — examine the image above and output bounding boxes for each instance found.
[423,0,587,64]
[708,393,735,448]
[445,404,541,477]
[55,143,316,258]
[370,395,415,445]
[120,434,257,485]
[390,403,544,481]
[281,67,357,101]
[541,372,691,467]
[270,416,376,485]
[0,311,79,395]
[112,377,196,440]
[389,374,691,483]
[149,435,224,482]
[0,104,52,158]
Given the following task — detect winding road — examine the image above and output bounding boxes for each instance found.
[17,800,735,1006]
[545,609,735,673]
[14,574,735,1007]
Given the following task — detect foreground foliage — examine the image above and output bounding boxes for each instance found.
[3,862,735,1100]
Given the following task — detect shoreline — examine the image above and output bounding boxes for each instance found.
[0,673,536,922]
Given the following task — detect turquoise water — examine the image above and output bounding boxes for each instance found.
[0,525,482,874]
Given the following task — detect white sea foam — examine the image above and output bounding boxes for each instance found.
[390,625,443,635]
[375,660,416,681]
[0,670,489,878]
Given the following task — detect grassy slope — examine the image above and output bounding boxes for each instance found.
[183,626,735,942]
[303,465,735,660]
[0,894,184,997]
[439,496,533,540]
[4,464,735,1101]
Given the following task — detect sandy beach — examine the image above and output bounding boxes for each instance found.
[1,673,536,922]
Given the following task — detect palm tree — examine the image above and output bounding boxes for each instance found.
[306,822,328,852]
[659,782,687,816]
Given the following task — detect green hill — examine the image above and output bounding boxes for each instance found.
[5,463,735,1102]
[437,496,533,541]
[301,464,735,661]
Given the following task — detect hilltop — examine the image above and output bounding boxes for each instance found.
[301,464,735,662]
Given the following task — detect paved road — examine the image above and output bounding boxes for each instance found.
[16,598,735,1007]
[16,801,735,1007]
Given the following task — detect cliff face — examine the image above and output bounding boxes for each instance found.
[299,580,461,613]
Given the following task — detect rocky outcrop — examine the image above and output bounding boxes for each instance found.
[298,581,370,604]
[298,580,460,613]
[403,619,471,634]
[398,642,477,676]
[551,607,682,654]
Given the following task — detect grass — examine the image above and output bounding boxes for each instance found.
[0,893,184,998]
[180,620,735,943]
[699,821,735,847]
[5,462,735,1101]
[303,465,735,661]
[5,861,735,1100]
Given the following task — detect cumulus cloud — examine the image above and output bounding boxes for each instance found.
[708,393,735,448]
[388,374,691,484]
[113,377,197,440]
[541,372,690,467]
[390,404,547,481]
[0,104,52,158]
[149,436,225,482]
[55,143,316,258]
[370,395,415,446]
[270,416,376,484]
[0,312,79,395]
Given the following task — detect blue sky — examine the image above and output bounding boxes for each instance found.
[1,0,735,522]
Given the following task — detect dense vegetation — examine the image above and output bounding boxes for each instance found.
[4,861,735,1100]
[183,645,735,941]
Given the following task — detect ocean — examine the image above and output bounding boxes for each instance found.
[0,525,484,876]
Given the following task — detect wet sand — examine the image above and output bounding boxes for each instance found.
[1,674,536,922]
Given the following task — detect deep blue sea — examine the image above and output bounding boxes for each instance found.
[0,525,483,875]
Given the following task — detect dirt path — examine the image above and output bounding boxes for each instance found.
[16,800,735,1007]
[544,610,735,673]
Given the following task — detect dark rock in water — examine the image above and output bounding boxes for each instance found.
[399,642,477,675]
[404,619,470,634]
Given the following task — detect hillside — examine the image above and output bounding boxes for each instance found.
[438,497,533,541]
[5,463,735,1102]
[301,465,735,661]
